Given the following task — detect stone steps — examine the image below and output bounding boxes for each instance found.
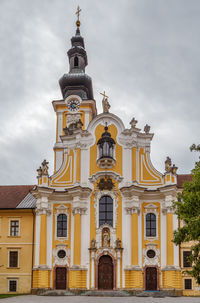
[81,290,131,297]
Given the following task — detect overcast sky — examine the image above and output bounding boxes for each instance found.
[0,0,200,185]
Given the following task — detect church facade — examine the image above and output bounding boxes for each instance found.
[0,11,199,296]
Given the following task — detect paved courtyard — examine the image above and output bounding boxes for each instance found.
[1,296,200,303]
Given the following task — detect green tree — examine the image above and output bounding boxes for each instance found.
[173,144,200,284]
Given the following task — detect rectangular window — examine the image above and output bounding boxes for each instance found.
[9,251,18,268]
[10,220,19,236]
[183,251,192,267]
[9,280,17,292]
[184,279,192,290]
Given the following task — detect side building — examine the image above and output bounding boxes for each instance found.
[0,186,35,294]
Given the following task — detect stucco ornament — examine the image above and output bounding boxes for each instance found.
[53,245,70,267]
[143,245,160,267]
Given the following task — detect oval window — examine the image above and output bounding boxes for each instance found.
[147,249,156,258]
[57,250,66,259]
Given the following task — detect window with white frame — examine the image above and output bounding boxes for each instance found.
[99,195,113,227]
[9,251,18,268]
[8,279,17,292]
[146,213,156,237]
[10,220,19,236]
[57,214,67,237]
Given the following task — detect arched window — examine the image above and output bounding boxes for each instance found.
[99,195,113,227]
[74,56,79,67]
[57,214,67,237]
[146,213,156,237]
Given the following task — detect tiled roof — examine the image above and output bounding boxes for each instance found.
[0,185,34,208]
[177,174,193,188]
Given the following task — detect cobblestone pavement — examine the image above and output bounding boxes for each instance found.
[1,296,200,303]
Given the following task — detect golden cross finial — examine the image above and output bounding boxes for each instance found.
[100,90,108,99]
[76,6,81,21]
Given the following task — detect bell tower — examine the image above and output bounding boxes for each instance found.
[52,7,97,175]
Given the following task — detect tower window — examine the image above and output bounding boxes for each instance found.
[74,56,79,67]
[99,195,113,227]
[146,213,156,237]
[57,214,67,237]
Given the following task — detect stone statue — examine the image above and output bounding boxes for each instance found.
[165,156,172,173]
[130,117,138,128]
[144,124,151,134]
[41,160,49,175]
[102,97,110,113]
[103,231,110,247]
[91,238,96,249]
[115,238,122,249]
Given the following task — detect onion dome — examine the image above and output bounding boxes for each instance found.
[59,18,94,100]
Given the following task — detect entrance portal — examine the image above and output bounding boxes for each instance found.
[56,267,67,290]
[146,267,157,290]
[98,255,113,289]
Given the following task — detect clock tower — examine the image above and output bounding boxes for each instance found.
[52,14,97,175]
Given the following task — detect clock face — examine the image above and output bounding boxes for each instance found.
[67,99,80,112]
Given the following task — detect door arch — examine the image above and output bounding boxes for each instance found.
[145,267,157,290]
[98,255,113,289]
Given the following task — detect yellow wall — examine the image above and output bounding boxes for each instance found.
[0,210,34,294]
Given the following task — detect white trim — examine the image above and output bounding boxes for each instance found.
[52,154,73,185]
[47,206,53,269]
[8,250,19,268]
[161,208,167,268]
[54,205,70,241]
[144,204,159,240]
[34,214,41,267]
[73,149,77,184]
[8,218,20,237]
[8,279,18,292]
[57,111,63,142]
[94,191,118,229]
[140,154,161,183]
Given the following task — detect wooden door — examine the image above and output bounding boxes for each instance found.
[56,267,67,290]
[146,267,157,290]
[98,255,113,289]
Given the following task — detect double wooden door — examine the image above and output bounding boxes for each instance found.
[146,267,157,290]
[98,255,113,289]
[56,267,67,290]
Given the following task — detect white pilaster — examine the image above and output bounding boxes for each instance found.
[123,148,132,185]
[84,110,90,129]
[34,213,41,267]
[161,207,167,268]
[46,208,53,269]
[80,148,90,186]
[91,251,95,289]
[57,111,63,142]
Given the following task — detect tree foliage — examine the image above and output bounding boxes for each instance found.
[173,144,200,284]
